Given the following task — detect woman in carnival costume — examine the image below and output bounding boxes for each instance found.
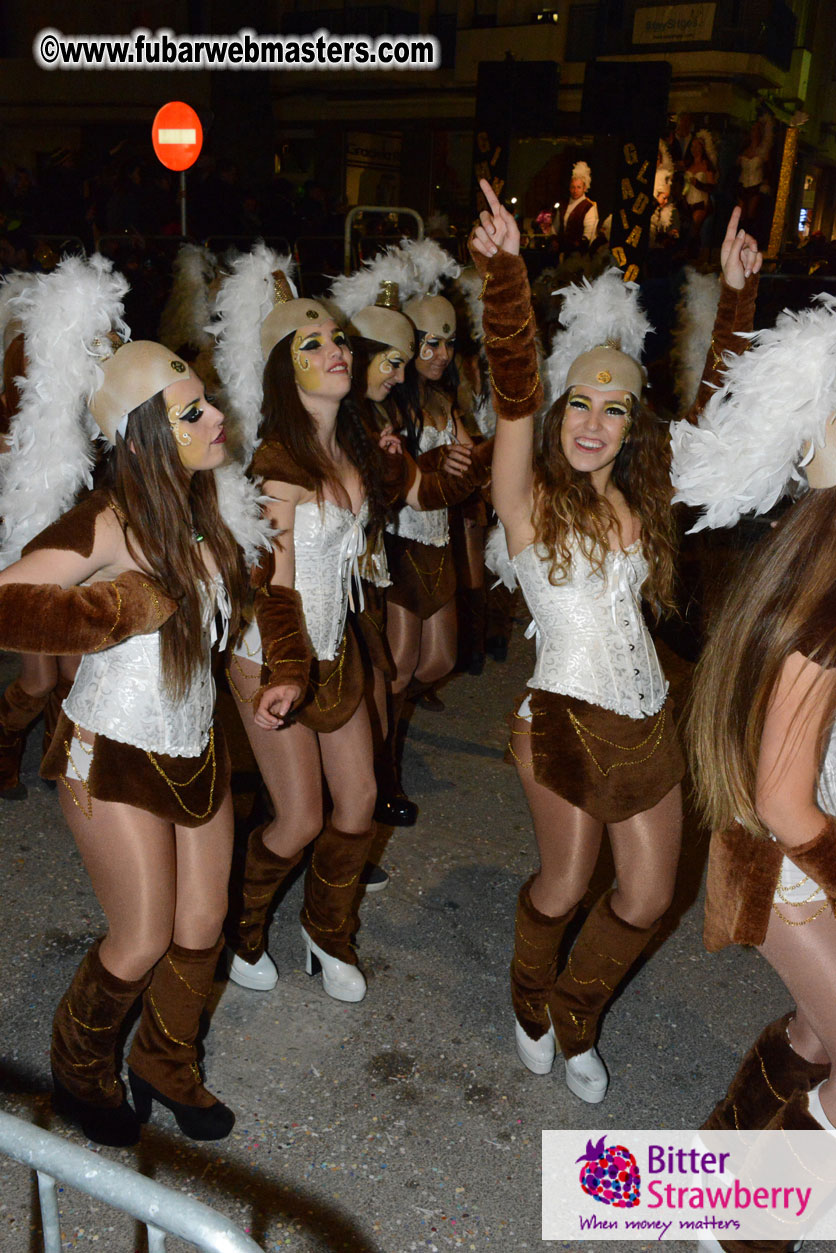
[674,229,836,1253]
[0,270,80,798]
[217,247,431,1001]
[471,179,689,1103]
[330,244,486,824]
[382,240,492,783]
[0,253,273,1147]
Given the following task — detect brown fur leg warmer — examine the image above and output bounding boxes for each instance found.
[127,938,224,1109]
[51,939,149,1107]
[702,1012,831,1132]
[549,890,659,1059]
[228,824,303,963]
[511,876,577,1040]
[301,819,377,964]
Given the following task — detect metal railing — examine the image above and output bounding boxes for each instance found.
[343,205,424,274]
[0,1107,263,1253]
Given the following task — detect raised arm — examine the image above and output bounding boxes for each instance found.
[685,207,762,425]
[469,179,542,544]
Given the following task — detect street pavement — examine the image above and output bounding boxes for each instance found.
[0,628,830,1253]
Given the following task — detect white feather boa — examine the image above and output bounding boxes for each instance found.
[158,243,217,353]
[213,460,273,567]
[671,268,721,415]
[0,255,128,568]
[330,243,425,321]
[213,243,296,463]
[546,268,651,405]
[484,521,517,592]
[0,272,35,358]
[398,236,460,293]
[670,293,836,530]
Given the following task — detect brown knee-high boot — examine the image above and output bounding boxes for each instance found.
[511,876,577,1040]
[375,689,417,825]
[302,819,376,963]
[549,890,660,1059]
[51,938,150,1146]
[127,937,234,1140]
[0,679,50,797]
[228,823,303,964]
[702,1012,831,1131]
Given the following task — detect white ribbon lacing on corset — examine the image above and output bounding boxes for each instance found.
[336,516,367,644]
[209,578,232,652]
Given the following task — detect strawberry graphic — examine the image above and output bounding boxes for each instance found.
[576,1136,641,1208]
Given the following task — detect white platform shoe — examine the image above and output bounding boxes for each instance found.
[515,1019,555,1075]
[564,1047,609,1104]
[301,926,366,1003]
[228,949,279,991]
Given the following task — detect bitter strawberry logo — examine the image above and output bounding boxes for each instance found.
[576,1136,641,1208]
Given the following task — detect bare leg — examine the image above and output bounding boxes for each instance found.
[18,652,59,698]
[759,903,836,1123]
[387,602,422,696]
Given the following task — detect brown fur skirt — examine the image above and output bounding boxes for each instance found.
[385,534,456,619]
[505,688,685,823]
[353,584,394,679]
[294,622,366,734]
[42,711,231,828]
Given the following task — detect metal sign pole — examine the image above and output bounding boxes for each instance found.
[180,171,187,236]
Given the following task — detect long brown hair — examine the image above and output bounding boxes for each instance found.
[532,390,677,615]
[260,335,388,541]
[107,393,245,700]
[688,486,836,835]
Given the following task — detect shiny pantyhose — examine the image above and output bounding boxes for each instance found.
[387,598,457,695]
[759,903,836,1123]
[18,651,78,698]
[58,780,233,982]
[458,521,485,593]
[510,711,682,929]
[230,655,376,856]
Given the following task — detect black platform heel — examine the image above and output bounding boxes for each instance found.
[128,1068,235,1141]
[52,1071,140,1147]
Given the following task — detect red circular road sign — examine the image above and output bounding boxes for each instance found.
[152,101,203,172]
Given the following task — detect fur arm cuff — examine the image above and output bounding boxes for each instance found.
[466,243,542,421]
[254,585,312,696]
[416,438,493,510]
[686,275,759,424]
[0,570,176,655]
[778,815,836,899]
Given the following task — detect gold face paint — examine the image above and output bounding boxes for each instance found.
[291,326,351,394]
[166,401,193,448]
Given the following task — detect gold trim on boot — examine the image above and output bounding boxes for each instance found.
[52,938,149,1107]
[702,1012,831,1132]
[549,890,659,1060]
[301,819,376,964]
[127,937,234,1139]
[511,876,577,1040]
[228,824,303,964]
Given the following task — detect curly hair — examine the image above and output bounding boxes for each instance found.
[260,335,389,545]
[532,390,677,616]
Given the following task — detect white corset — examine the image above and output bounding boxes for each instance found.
[234,498,369,665]
[513,539,667,719]
[386,416,455,548]
[64,573,229,757]
[770,724,836,905]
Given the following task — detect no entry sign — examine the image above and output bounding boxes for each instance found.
[152,101,203,172]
